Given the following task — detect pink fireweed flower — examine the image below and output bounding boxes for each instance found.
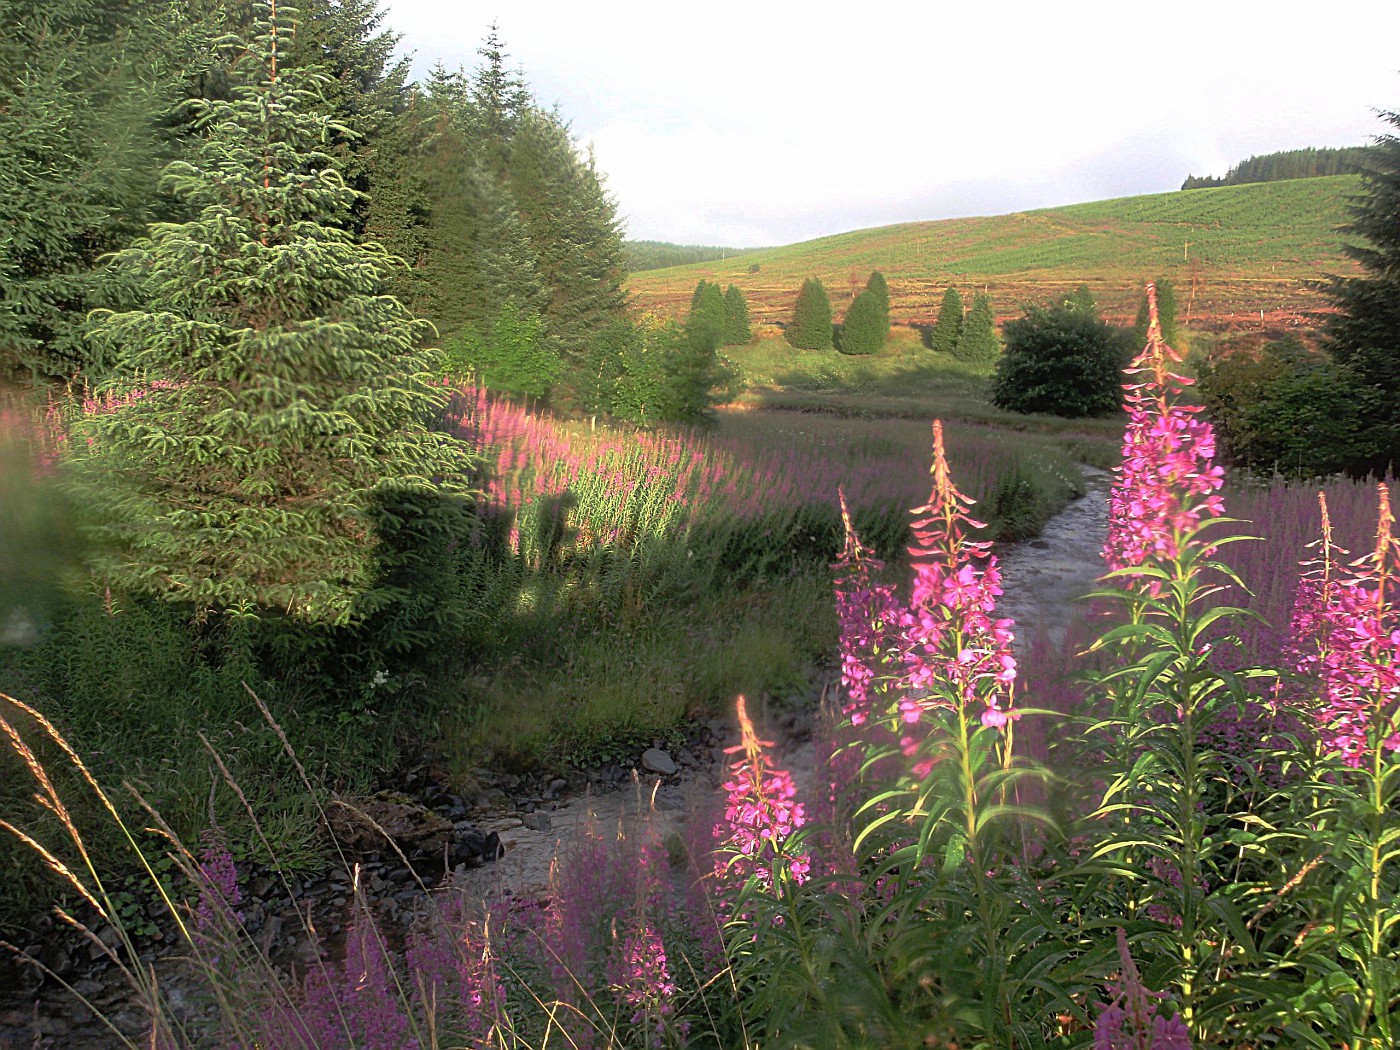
[195,828,243,934]
[1103,283,1226,582]
[608,922,677,1047]
[714,695,811,891]
[1094,928,1193,1049]
[899,420,1018,731]
[832,487,902,729]
[1291,486,1400,767]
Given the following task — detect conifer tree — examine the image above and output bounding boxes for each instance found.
[866,270,891,338]
[1324,106,1400,472]
[723,284,751,345]
[931,287,963,353]
[508,110,630,410]
[839,290,885,355]
[786,277,833,350]
[0,0,183,381]
[70,4,469,625]
[954,293,1000,364]
[686,281,727,354]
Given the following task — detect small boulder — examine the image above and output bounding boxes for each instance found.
[641,748,678,775]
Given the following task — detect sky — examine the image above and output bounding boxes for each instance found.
[382,1,1400,248]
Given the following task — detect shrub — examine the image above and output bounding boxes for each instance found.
[865,270,891,338]
[1197,335,1378,477]
[990,299,1132,417]
[785,277,832,350]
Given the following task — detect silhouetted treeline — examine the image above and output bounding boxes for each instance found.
[1182,146,1372,190]
[624,241,752,271]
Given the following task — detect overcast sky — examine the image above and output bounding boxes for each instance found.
[382,1,1400,248]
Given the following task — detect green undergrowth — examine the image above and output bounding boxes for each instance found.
[441,572,836,774]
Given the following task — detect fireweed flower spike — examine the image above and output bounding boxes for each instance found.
[1094,928,1193,1050]
[1102,283,1226,584]
[901,421,1018,737]
[714,695,811,893]
[1297,485,1400,767]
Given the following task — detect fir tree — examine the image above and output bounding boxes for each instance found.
[0,0,183,381]
[1324,106,1400,473]
[954,293,1000,364]
[865,270,891,338]
[723,284,751,345]
[786,278,833,350]
[839,290,885,355]
[686,281,727,354]
[508,110,630,411]
[70,4,470,625]
[931,287,963,353]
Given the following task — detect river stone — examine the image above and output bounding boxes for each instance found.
[327,792,452,856]
[641,748,678,775]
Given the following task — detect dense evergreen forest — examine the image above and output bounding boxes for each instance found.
[1181,145,1372,189]
[624,240,750,271]
[0,0,733,421]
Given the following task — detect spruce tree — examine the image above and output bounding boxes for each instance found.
[931,287,963,353]
[70,4,469,625]
[954,293,1000,364]
[866,270,891,338]
[723,284,751,345]
[839,290,885,355]
[0,0,183,381]
[786,278,833,350]
[686,281,726,355]
[1324,106,1400,472]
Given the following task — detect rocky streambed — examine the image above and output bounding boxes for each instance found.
[0,469,1111,1049]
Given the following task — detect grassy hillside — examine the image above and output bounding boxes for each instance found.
[628,176,1361,332]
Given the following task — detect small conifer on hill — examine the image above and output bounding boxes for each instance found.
[931,287,963,353]
[954,293,1000,364]
[723,284,751,345]
[786,277,833,350]
[839,290,885,355]
[866,270,891,337]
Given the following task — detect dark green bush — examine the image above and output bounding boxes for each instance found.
[990,301,1132,417]
[1197,336,1380,477]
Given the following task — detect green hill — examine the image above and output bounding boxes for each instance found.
[628,176,1361,332]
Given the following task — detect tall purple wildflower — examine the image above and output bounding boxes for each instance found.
[253,908,418,1050]
[1094,928,1193,1050]
[1289,486,1400,766]
[900,420,1018,737]
[194,828,243,934]
[404,890,505,1045]
[1102,283,1225,581]
[607,921,677,1048]
[714,695,810,893]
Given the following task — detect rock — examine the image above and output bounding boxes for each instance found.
[641,748,677,775]
[328,792,453,856]
[677,748,698,768]
[546,777,569,798]
[522,811,551,832]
